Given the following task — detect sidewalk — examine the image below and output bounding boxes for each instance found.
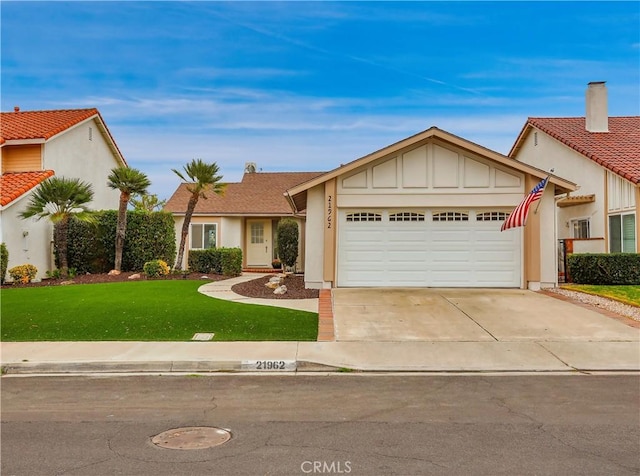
[2,275,639,375]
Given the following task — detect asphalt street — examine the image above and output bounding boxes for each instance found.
[2,374,639,475]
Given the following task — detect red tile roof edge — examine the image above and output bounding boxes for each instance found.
[1,170,55,206]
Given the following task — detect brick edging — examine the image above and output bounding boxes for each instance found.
[317,289,335,341]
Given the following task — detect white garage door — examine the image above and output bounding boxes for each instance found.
[337,210,521,287]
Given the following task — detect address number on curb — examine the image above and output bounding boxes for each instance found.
[242,360,296,371]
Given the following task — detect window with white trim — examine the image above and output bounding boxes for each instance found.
[571,218,590,239]
[346,212,382,222]
[609,213,636,253]
[476,211,510,222]
[190,223,217,249]
[389,212,425,222]
[432,212,469,222]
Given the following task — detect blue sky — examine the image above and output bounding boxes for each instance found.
[2,1,639,200]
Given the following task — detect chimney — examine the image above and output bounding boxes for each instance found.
[585,81,608,132]
[14,106,20,112]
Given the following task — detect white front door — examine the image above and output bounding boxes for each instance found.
[246,219,272,267]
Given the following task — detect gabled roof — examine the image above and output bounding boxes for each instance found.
[164,171,324,216]
[1,170,55,207]
[285,126,577,213]
[509,116,640,184]
[0,108,127,166]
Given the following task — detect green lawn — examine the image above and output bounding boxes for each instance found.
[1,280,318,341]
[561,284,640,307]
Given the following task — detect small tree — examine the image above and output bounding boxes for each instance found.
[0,242,8,284]
[276,218,299,271]
[19,177,94,278]
[130,193,166,213]
[107,167,151,272]
[171,159,225,270]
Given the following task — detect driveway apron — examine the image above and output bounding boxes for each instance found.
[332,288,640,343]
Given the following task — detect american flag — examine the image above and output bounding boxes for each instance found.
[501,176,550,231]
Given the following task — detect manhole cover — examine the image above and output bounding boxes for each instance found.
[152,426,231,450]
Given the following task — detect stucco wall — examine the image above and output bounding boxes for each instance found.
[43,119,121,210]
[304,185,326,289]
[1,195,53,280]
[514,128,606,240]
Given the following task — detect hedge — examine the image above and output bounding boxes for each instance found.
[567,253,640,285]
[63,210,176,273]
[188,248,242,277]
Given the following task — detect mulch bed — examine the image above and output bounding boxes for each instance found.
[231,274,319,299]
[2,271,319,300]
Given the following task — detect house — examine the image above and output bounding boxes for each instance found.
[285,127,575,290]
[1,107,126,279]
[509,82,639,265]
[164,169,323,271]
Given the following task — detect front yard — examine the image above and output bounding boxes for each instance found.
[1,280,318,341]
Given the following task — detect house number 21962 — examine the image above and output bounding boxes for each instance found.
[327,195,333,229]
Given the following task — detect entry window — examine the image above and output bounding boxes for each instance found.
[609,213,636,253]
[477,211,509,222]
[571,219,590,239]
[346,212,382,222]
[432,212,469,222]
[251,222,264,244]
[190,223,217,249]
[390,212,425,222]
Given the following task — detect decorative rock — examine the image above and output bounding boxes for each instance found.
[265,281,280,289]
[60,280,75,285]
[128,273,142,280]
[273,284,287,295]
[269,276,283,284]
[108,269,121,276]
[200,275,209,279]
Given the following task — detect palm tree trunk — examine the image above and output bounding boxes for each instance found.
[174,193,199,270]
[55,218,70,278]
[114,192,129,271]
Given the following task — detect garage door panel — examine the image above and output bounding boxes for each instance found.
[338,209,521,287]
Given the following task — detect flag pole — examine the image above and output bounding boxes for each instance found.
[533,168,554,214]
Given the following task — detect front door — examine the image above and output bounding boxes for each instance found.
[246,219,272,267]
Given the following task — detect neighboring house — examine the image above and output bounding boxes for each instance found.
[164,169,323,271]
[1,107,126,279]
[285,127,575,290]
[510,82,640,265]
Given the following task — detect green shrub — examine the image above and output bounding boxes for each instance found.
[63,210,176,272]
[567,253,640,285]
[189,248,242,276]
[1,242,8,284]
[8,264,37,284]
[277,218,299,270]
[143,259,170,278]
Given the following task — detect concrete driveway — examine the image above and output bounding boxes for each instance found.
[332,288,640,343]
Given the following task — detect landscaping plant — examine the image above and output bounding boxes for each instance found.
[143,259,170,278]
[19,176,94,278]
[0,242,8,284]
[277,218,299,271]
[171,159,225,270]
[8,264,37,284]
[107,166,151,272]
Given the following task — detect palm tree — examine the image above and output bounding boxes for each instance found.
[107,167,151,272]
[172,159,225,270]
[130,193,166,213]
[19,176,94,278]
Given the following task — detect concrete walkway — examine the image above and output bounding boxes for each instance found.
[2,275,639,374]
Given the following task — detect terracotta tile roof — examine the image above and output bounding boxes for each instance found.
[0,108,99,143]
[164,171,324,215]
[511,116,640,184]
[1,170,55,206]
[0,108,127,166]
